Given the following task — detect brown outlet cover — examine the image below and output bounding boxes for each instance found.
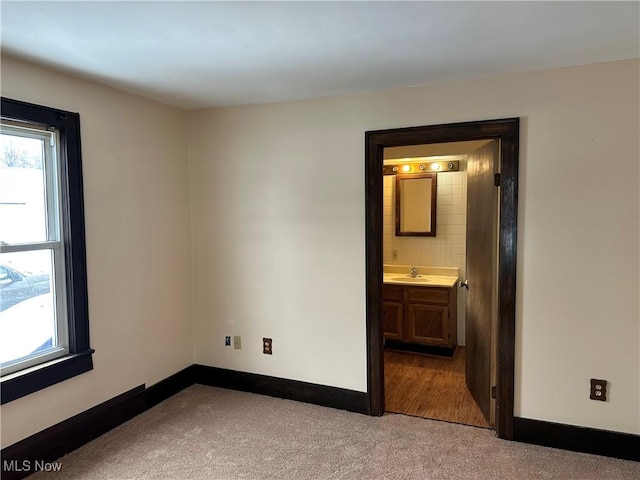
[263,338,272,355]
[590,378,607,401]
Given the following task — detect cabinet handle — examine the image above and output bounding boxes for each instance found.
[458,280,469,289]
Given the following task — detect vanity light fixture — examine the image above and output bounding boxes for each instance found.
[382,160,459,176]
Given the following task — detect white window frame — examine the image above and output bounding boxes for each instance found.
[0,123,70,375]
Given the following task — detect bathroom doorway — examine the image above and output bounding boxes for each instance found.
[381,139,498,429]
[364,118,519,439]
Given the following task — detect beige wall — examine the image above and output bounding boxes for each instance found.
[0,57,193,447]
[189,59,639,434]
[1,57,638,449]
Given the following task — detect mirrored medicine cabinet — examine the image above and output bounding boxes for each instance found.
[395,173,437,236]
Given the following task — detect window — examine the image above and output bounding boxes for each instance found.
[0,98,92,404]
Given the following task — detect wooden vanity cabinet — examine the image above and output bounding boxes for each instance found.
[382,285,403,341]
[383,283,457,350]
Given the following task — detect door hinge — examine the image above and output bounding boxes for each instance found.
[491,385,497,399]
[494,173,501,187]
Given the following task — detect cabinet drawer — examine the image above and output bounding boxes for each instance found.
[405,287,449,304]
[383,285,404,301]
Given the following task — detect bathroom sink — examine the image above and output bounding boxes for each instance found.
[388,276,430,283]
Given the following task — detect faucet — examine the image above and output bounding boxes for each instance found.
[409,266,418,278]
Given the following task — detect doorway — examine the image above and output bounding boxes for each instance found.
[382,139,497,429]
[364,118,519,439]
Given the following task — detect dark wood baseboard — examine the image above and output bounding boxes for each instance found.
[1,364,367,479]
[1,385,147,480]
[146,365,196,409]
[384,340,455,357]
[1,365,196,480]
[7,367,635,480]
[193,365,369,415]
[514,417,640,462]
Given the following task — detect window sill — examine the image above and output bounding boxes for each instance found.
[1,349,94,404]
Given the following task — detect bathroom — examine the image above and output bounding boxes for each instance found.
[381,139,497,429]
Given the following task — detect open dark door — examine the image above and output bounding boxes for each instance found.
[464,140,499,423]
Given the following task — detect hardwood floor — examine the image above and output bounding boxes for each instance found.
[384,346,491,428]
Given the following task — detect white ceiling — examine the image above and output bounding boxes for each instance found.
[1,1,638,110]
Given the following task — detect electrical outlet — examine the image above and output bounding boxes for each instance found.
[590,378,607,401]
[233,336,241,350]
[224,336,231,347]
[263,337,272,355]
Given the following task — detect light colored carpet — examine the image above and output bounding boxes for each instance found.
[32,385,639,480]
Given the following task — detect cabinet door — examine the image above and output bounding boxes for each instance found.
[383,302,403,340]
[404,303,450,346]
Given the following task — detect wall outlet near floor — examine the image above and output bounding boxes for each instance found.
[233,336,241,350]
[224,336,231,347]
[263,337,272,355]
[590,378,607,401]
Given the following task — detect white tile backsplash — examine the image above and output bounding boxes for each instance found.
[383,167,468,345]
[438,184,452,196]
[451,204,465,215]
[439,194,452,206]
[438,174,452,186]
[451,214,465,225]
[451,194,464,206]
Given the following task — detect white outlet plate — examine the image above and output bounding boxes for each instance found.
[233,336,241,349]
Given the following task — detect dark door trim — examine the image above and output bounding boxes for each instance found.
[365,118,519,439]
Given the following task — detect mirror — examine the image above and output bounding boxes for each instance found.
[395,173,437,236]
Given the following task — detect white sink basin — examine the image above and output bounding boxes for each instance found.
[388,276,431,283]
